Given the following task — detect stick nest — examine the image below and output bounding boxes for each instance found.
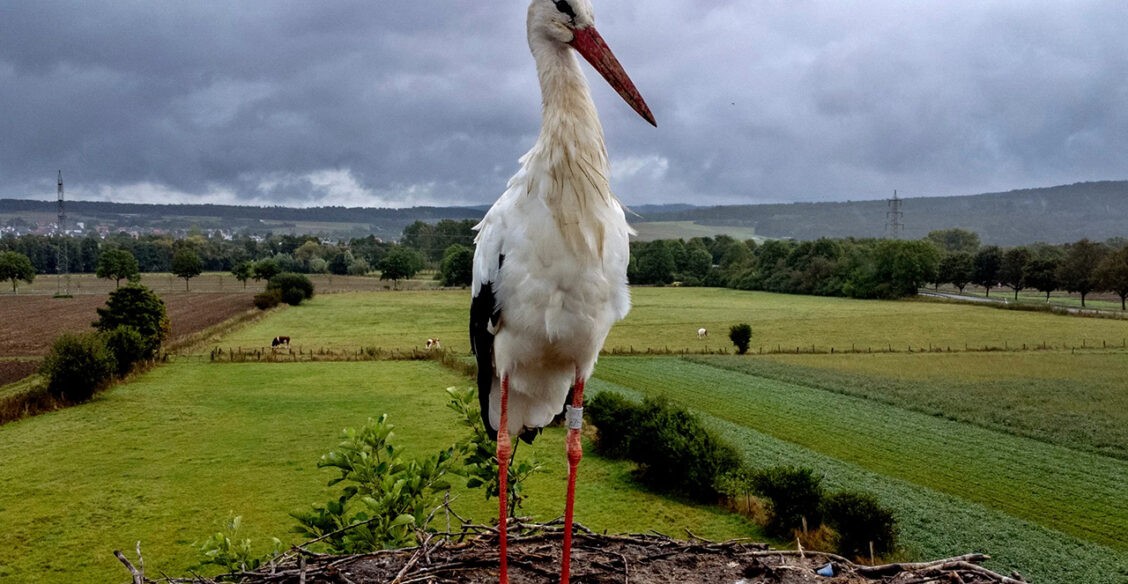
[118,522,1027,584]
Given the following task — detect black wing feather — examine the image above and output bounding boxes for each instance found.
[470,255,503,440]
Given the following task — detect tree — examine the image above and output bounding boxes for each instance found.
[253,258,282,282]
[231,260,254,289]
[328,250,352,276]
[1057,239,1108,307]
[1024,257,1060,301]
[171,248,203,290]
[439,244,474,287]
[729,323,752,354]
[632,240,676,285]
[267,273,315,306]
[872,240,940,298]
[925,228,980,254]
[94,284,170,361]
[683,247,713,282]
[379,247,424,289]
[999,247,1031,300]
[0,250,35,293]
[1095,246,1128,310]
[95,247,140,288]
[938,252,974,293]
[972,246,1002,297]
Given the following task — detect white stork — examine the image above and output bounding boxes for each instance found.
[469,0,654,582]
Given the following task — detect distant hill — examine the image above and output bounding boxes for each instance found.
[636,181,1128,245]
[3,181,1125,244]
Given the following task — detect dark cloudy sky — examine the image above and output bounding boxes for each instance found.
[2,1,1126,208]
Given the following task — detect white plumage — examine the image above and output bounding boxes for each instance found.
[468,1,653,581]
[471,0,651,440]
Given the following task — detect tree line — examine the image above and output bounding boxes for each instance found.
[0,219,479,291]
[628,228,1128,308]
[4,222,1128,309]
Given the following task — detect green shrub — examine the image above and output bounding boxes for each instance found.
[103,325,148,377]
[822,491,898,559]
[729,323,752,354]
[751,466,826,537]
[628,396,743,502]
[39,333,116,402]
[253,289,282,310]
[93,284,169,360]
[587,391,642,459]
[585,394,745,501]
[446,387,542,517]
[267,273,314,306]
[291,414,456,553]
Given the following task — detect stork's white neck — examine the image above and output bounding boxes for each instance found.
[524,38,612,215]
[536,45,603,141]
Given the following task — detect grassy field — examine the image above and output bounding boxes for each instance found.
[212,287,1128,358]
[4,287,1127,583]
[0,360,758,583]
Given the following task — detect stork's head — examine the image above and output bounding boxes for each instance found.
[528,0,656,127]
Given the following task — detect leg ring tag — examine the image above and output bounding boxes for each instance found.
[565,406,584,430]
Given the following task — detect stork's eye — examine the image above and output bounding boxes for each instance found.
[553,0,576,22]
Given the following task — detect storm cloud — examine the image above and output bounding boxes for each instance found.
[2,1,1126,207]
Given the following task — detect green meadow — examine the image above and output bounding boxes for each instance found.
[2,286,1127,583]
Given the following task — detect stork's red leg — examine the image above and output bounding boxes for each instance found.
[497,373,511,584]
[560,369,585,584]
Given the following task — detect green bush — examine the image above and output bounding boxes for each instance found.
[587,391,642,459]
[751,466,826,537]
[103,325,148,377]
[822,491,898,559]
[253,289,282,310]
[267,273,315,306]
[39,333,116,402]
[627,396,743,502]
[729,323,752,354]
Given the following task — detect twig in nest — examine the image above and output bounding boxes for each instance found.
[114,549,145,584]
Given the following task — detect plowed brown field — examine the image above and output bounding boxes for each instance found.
[0,292,254,386]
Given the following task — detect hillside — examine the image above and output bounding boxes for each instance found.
[636,181,1128,245]
[3,181,1126,244]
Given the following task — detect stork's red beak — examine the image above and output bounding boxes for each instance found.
[569,26,657,127]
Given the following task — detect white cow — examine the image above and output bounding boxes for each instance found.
[697,328,708,339]
[426,338,442,350]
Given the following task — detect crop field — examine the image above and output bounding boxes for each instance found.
[0,291,256,387]
[702,353,1128,460]
[587,374,1128,584]
[2,287,1126,583]
[594,358,1128,549]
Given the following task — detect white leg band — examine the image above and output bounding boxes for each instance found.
[565,406,584,430]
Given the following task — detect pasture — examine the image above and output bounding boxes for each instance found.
[213,287,1128,357]
[1,287,1126,583]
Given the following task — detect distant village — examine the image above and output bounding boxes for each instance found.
[0,216,341,245]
